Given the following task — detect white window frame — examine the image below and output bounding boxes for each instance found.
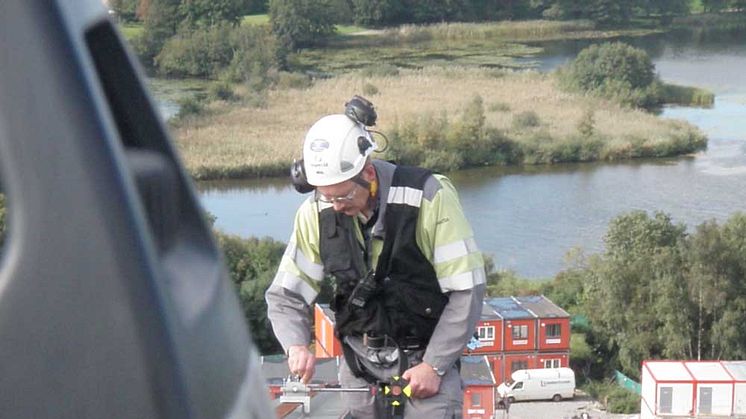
[546,323,561,338]
[543,359,560,368]
[512,324,528,339]
[477,325,495,341]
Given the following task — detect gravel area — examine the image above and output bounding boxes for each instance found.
[494,394,640,419]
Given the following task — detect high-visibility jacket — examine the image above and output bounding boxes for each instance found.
[266,159,486,372]
[323,164,447,348]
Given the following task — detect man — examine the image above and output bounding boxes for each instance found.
[266,108,486,418]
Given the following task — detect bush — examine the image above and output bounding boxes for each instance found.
[269,0,337,50]
[583,381,640,414]
[362,82,379,96]
[175,95,205,119]
[488,102,511,112]
[154,24,283,91]
[223,25,283,91]
[512,110,541,129]
[359,64,400,78]
[558,42,659,108]
[156,24,235,78]
[276,72,312,89]
[386,95,516,170]
[209,82,236,101]
[660,83,715,107]
[214,232,285,355]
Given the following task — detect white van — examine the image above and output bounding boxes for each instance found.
[497,368,576,403]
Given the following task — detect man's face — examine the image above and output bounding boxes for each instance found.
[316,180,368,216]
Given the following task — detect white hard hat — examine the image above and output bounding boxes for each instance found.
[303,114,377,187]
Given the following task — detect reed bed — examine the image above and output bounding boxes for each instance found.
[383,20,598,43]
[173,67,705,180]
[342,20,659,47]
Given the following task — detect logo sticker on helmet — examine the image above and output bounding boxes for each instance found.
[309,139,329,152]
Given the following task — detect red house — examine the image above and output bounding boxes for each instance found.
[469,296,571,384]
[462,355,498,419]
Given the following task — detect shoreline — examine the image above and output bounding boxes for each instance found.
[174,69,708,181]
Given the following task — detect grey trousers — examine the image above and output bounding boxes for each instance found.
[339,356,464,419]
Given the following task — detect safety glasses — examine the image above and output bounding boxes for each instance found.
[315,185,359,204]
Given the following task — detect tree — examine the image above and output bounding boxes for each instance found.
[269,0,337,50]
[684,216,746,360]
[109,0,141,21]
[558,42,660,108]
[216,232,286,355]
[178,0,249,27]
[583,211,687,376]
[407,0,468,23]
[701,0,727,12]
[350,0,407,26]
[137,0,181,66]
[637,0,689,23]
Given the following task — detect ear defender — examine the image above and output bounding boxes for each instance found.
[345,95,377,127]
[290,159,314,193]
[357,135,374,155]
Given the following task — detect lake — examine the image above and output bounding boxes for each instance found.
[196,28,746,278]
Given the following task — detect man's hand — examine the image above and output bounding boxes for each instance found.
[287,345,316,384]
[401,362,442,399]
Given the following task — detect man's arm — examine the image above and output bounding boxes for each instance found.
[265,284,313,351]
[421,283,485,372]
[403,175,487,397]
[264,199,323,382]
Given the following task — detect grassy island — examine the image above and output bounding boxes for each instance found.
[174,67,706,180]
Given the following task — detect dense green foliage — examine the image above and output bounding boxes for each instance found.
[177,0,249,27]
[109,0,141,22]
[156,24,234,77]
[134,0,265,70]
[268,0,338,50]
[484,211,746,412]
[507,211,746,381]
[583,380,641,413]
[137,0,182,67]
[215,231,285,355]
[558,42,715,108]
[156,24,282,86]
[385,93,706,171]
[558,42,661,108]
[386,95,516,172]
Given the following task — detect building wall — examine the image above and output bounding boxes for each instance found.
[537,318,570,351]
[661,383,694,417]
[735,383,746,415]
[504,319,536,352]
[695,383,732,415]
[463,385,495,419]
[536,353,568,369]
[472,319,503,353]
[640,366,656,419]
[487,354,504,384]
[504,353,539,378]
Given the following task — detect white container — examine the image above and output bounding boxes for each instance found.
[722,361,746,416]
[497,367,575,402]
[641,360,746,418]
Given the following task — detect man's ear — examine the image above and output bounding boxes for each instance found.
[361,162,376,183]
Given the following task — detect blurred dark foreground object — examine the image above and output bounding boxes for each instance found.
[0,0,272,418]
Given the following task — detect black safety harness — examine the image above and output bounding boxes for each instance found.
[320,165,449,388]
